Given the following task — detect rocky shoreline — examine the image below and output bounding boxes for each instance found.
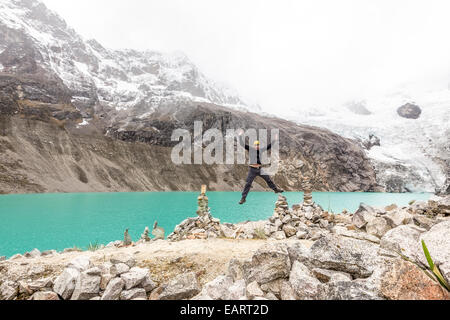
[1,190,449,301]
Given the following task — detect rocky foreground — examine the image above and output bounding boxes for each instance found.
[1,192,449,301]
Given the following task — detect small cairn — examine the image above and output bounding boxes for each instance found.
[168,185,222,241]
[302,175,314,207]
[124,229,132,246]
[152,222,165,240]
[264,174,337,241]
[140,227,151,242]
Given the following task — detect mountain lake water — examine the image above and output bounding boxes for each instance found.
[0,192,432,258]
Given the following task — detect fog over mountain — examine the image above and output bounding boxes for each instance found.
[41,0,450,112]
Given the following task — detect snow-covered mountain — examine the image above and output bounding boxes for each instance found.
[281,83,450,193]
[0,0,253,121]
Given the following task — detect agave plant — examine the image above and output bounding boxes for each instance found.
[422,240,449,292]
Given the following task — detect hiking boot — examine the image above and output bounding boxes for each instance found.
[239,198,247,205]
[275,188,285,194]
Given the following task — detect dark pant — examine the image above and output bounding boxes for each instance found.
[242,167,278,199]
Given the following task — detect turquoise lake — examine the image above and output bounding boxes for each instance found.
[0,192,432,258]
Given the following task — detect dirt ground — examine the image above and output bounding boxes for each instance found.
[5,239,313,286]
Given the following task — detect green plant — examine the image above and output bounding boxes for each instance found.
[422,240,449,292]
[87,242,100,252]
[253,228,267,240]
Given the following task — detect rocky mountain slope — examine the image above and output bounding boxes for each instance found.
[0,0,378,194]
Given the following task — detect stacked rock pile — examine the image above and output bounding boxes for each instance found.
[168,186,222,241]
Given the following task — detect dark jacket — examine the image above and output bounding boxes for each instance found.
[239,136,272,166]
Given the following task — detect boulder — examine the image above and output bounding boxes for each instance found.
[28,278,53,292]
[312,268,352,283]
[100,274,114,291]
[380,225,425,261]
[0,281,18,300]
[24,249,41,259]
[53,268,80,300]
[120,267,149,290]
[141,275,157,293]
[228,258,246,282]
[413,215,437,230]
[71,271,101,300]
[120,288,147,300]
[283,225,297,238]
[272,231,287,240]
[228,280,247,300]
[202,275,234,300]
[101,278,124,301]
[397,103,422,119]
[384,209,412,228]
[220,224,235,239]
[317,280,383,300]
[246,281,265,300]
[280,281,298,300]
[110,263,130,276]
[332,226,380,244]
[352,203,377,229]
[242,243,291,285]
[158,272,201,300]
[380,259,448,300]
[31,291,60,300]
[419,221,450,283]
[110,253,136,268]
[67,256,93,272]
[290,235,380,278]
[366,217,391,238]
[289,261,321,300]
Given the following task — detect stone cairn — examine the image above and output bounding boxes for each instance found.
[168,186,222,241]
[263,175,336,241]
[140,227,151,242]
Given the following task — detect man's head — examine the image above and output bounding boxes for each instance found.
[254,140,260,150]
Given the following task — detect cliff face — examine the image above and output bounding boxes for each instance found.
[0,77,378,194]
[0,0,379,194]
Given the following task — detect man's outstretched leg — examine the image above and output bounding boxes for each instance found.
[261,174,284,194]
[240,168,258,204]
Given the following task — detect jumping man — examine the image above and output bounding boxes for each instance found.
[238,130,284,205]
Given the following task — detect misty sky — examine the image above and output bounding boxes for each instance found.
[42,0,450,113]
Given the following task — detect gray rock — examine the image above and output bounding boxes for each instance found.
[141,275,157,293]
[85,267,102,276]
[243,243,291,285]
[100,274,114,291]
[31,291,60,300]
[289,261,321,300]
[101,278,124,301]
[264,292,279,300]
[246,281,265,299]
[120,267,149,290]
[110,263,130,276]
[24,249,41,259]
[220,224,235,238]
[312,268,352,283]
[28,278,53,291]
[413,215,437,230]
[41,250,57,257]
[317,280,383,300]
[110,253,136,268]
[67,256,93,272]
[380,225,425,261]
[353,203,377,229]
[280,281,298,300]
[159,272,201,300]
[0,256,5,261]
[228,258,246,282]
[71,271,101,300]
[366,217,391,238]
[384,209,412,228]
[53,268,80,300]
[0,281,18,300]
[289,235,380,278]
[272,231,287,240]
[397,103,422,119]
[227,279,247,300]
[202,275,234,300]
[332,226,380,244]
[9,254,23,260]
[120,288,147,300]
